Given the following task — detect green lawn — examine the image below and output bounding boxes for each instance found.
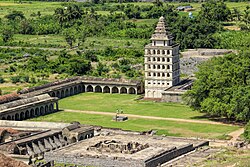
[29,111,239,139]
[59,93,205,119]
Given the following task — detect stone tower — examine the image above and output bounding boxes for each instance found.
[144,16,180,99]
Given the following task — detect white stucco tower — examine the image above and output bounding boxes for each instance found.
[144,16,180,99]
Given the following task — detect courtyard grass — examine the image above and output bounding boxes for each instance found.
[29,111,240,139]
[59,93,205,120]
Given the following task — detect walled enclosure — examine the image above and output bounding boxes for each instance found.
[44,133,208,167]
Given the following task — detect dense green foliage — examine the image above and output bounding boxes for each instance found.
[244,121,250,141]
[184,51,250,122]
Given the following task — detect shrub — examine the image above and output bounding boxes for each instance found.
[244,121,250,142]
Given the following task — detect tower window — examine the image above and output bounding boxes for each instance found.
[162,65,165,69]
[157,73,160,77]
[167,65,170,69]
[162,50,165,54]
[148,73,151,76]
[167,50,170,54]
[148,57,151,61]
[148,65,151,69]
[162,58,165,62]
[167,58,170,62]
[157,50,160,54]
[162,73,165,77]
[153,50,156,54]
[167,73,170,77]
[157,65,160,69]
[153,73,156,76]
[153,57,156,61]
[157,57,160,61]
[153,65,156,69]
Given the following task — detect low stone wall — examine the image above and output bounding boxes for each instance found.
[145,144,194,167]
[0,120,70,130]
[45,152,145,167]
[161,91,184,103]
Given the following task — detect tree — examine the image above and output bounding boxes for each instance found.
[183,51,250,122]
[244,121,250,142]
[1,27,14,43]
[198,0,231,22]
[5,10,25,20]
[63,28,77,48]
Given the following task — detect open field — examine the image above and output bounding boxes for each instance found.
[59,93,205,119]
[0,1,62,18]
[29,111,240,139]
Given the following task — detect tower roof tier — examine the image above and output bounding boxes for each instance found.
[151,16,173,42]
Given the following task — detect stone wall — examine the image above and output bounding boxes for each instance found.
[44,152,145,167]
[145,144,194,167]
[0,120,70,130]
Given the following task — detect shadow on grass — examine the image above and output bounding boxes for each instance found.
[191,114,245,126]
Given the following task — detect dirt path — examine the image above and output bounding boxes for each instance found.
[228,128,245,142]
[63,109,237,126]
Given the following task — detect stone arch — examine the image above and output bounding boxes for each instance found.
[2,117,6,120]
[70,87,74,96]
[65,89,69,97]
[112,87,119,93]
[95,85,102,93]
[50,91,56,97]
[64,137,68,142]
[35,108,39,116]
[45,105,49,114]
[83,85,85,92]
[49,104,54,112]
[103,86,110,93]
[120,87,127,94]
[128,87,136,94]
[78,85,82,93]
[15,113,19,121]
[61,89,65,98]
[40,106,45,115]
[20,112,25,120]
[79,136,84,141]
[71,137,77,143]
[86,85,93,92]
[25,110,30,119]
[152,91,156,98]
[30,109,35,117]
[56,91,61,98]
[74,86,78,94]
[7,115,11,120]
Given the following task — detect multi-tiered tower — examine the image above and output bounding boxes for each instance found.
[144,16,180,99]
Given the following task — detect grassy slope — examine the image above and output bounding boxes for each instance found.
[0,1,62,18]
[30,111,239,139]
[59,93,204,119]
